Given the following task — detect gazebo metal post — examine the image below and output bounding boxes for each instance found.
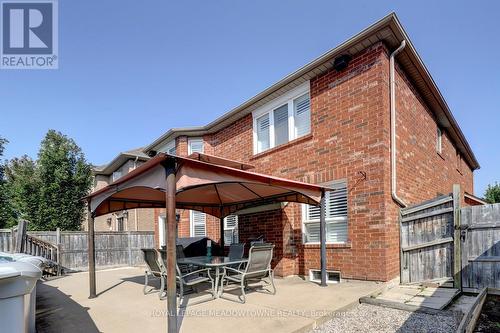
[219,206,224,250]
[164,158,177,333]
[319,189,327,287]
[87,204,97,298]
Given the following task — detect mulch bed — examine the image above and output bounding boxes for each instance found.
[475,295,500,333]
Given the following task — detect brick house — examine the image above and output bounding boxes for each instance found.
[85,148,155,232]
[140,13,479,282]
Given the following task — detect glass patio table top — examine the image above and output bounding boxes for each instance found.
[177,256,247,267]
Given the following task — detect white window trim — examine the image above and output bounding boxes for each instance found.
[112,170,122,182]
[188,137,204,155]
[158,216,166,247]
[164,140,176,155]
[223,215,238,245]
[116,216,126,231]
[190,210,206,237]
[252,81,310,154]
[301,180,348,245]
[436,127,442,154]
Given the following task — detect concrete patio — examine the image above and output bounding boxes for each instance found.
[36,267,385,333]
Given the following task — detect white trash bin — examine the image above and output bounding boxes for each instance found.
[0,258,42,333]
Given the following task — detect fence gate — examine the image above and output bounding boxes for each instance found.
[460,203,500,292]
[399,190,459,284]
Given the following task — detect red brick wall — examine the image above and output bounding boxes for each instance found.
[378,49,474,279]
[154,135,222,248]
[153,41,474,282]
[207,43,391,280]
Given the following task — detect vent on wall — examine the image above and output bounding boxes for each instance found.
[309,269,341,284]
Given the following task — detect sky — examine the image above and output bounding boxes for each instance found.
[0,0,498,196]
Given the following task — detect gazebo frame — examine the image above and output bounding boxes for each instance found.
[85,153,330,333]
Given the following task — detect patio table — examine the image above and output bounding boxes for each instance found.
[177,256,248,298]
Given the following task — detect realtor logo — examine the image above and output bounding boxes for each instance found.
[1,0,58,69]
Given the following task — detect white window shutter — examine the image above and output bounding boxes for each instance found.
[256,114,270,152]
[327,185,348,218]
[294,93,311,138]
[191,211,206,237]
[273,104,289,146]
[223,215,238,244]
[303,180,348,243]
[304,223,320,243]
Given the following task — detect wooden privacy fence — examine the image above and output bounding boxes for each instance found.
[460,203,500,292]
[0,228,154,272]
[400,185,500,291]
[0,229,13,252]
[399,190,457,285]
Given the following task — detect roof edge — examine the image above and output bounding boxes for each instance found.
[144,12,479,170]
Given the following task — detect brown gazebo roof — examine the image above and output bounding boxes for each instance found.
[87,153,326,218]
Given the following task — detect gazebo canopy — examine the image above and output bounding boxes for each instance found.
[86,152,331,332]
[87,152,325,218]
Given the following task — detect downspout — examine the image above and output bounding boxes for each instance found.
[390,40,407,208]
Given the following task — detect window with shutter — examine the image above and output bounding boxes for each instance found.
[294,93,310,138]
[302,180,348,244]
[252,82,310,154]
[223,215,238,245]
[188,138,204,154]
[273,104,289,146]
[190,210,206,237]
[116,217,125,231]
[256,114,270,153]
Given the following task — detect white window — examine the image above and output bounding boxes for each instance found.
[224,215,238,245]
[273,104,289,146]
[190,210,206,237]
[158,215,178,246]
[436,127,442,154]
[116,217,125,231]
[253,82,310,154]
[294,93,311,137]
[164,140,176,155]
[112,170,122,182]
[158,216,166,247]
[302,180,348,244]
[256,114,270,152]
[188,137,204,154]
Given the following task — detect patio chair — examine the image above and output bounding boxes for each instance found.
[175,264,216,307]
[228,243,245,260]
[157,249,215,305]
[227,243,245,270]
[219,244,276,303]
[141,248,166,300]
[176,244,194,274]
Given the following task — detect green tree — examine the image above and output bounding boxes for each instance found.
[0,137,17,228]
[4,156,39,226]
[484,182,500,204]
[36,130,92,230]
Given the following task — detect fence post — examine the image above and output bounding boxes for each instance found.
[57,243,63,276]
[56,228,62,275]
[56,228,61,245]
[15,220,27,253]
[10,227,15,253]
[453,184,462,290]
